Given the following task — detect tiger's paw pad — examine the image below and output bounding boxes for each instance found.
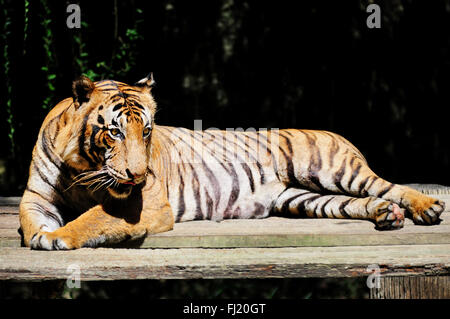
[29,232,73,250]
[375,203,405,230]
[412,200,445,225]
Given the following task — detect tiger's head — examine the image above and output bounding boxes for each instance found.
[69,74,156,199]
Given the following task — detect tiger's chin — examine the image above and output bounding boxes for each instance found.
[107,183,133,199]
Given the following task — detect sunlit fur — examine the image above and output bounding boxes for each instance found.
[19,76,445,250]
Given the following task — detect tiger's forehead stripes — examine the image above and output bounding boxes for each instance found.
[94,80,152,126]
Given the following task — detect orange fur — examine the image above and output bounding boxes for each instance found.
[19,75,444,250]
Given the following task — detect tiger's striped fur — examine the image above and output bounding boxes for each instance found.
[19,75,445,250]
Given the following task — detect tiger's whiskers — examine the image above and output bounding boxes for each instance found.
[65,167,113,192]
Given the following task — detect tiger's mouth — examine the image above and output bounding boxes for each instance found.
[106,172,145,199]
[70,167,143,199]
[108,182,134,198]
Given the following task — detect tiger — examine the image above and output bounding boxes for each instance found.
[19,73,445,250]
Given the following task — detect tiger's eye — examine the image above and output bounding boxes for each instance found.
[143,127,151,137]
[110,128,121,137]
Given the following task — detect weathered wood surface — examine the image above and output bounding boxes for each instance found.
[2,211,450,249]
[370,276,450,299]
[0,244,449,281]
[0,184,449,284]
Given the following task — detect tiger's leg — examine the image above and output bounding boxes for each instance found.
[329,161,445,225]
[28,179,174,250]
[19,190,64,247]
[362,179,444,225]
[29,201,174,250]
[279,131,444,225]
[273,188,405,230]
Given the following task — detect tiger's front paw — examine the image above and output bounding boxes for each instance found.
[29,231,76,250]
[374,202,405,230]
[411,199,445,225]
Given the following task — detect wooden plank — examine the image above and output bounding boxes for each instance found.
[0,197,21,206]
[0,244,448,281]
[1,209,449,248]
[1,210,449,249]
[370,276,450,299]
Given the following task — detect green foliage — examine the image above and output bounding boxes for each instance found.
[71,7,145,81]
[23,0,29,55]
[40,0,56,110]
[1,0,14,155]
[95,7,145,78]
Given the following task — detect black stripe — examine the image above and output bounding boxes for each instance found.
[205,190,214,220]
[224,162,240,214]
[40,130,62,169]
[258,132,280,181]
[347,161,362,190]
[338,198,353,218]
[279,146,296,184]
[88,125,103,162]
[175,167,185,223]
[27,201,63,227]
[132,102,145,110]
[31,162,65,201]
[364,198,372,215]
[323,132,340,168]
[229,133,265,185]
[241,163,255,193]
[281,192,312,213]
[112,103,124,112]
[366,176,379,193]
[320,197,334,218]
[255,161,265,185]
[333,158,347,193]
[377,183,395,198]
[279,132,293,155]
[191,167,203,220]
[305,132,324,191]
[78,114,96,167]
[275,133,296,184]
[357,175,371,196]
[25,187,53,206]
[301,194,322,217]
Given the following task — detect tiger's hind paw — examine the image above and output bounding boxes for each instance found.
[29,231,73,250]
[375,202,405,230]
[411,199,445,225]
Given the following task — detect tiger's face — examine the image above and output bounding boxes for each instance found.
[71,74,156,199]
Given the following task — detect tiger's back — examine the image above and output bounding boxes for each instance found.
[152,126,397,223]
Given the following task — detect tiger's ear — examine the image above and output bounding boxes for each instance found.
[135,73,155,92]
[72,75,95,109]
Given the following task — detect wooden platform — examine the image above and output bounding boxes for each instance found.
[1,184,449,298]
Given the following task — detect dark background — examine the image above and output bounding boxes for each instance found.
[1,0,449,195]
[0,0,449,300]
